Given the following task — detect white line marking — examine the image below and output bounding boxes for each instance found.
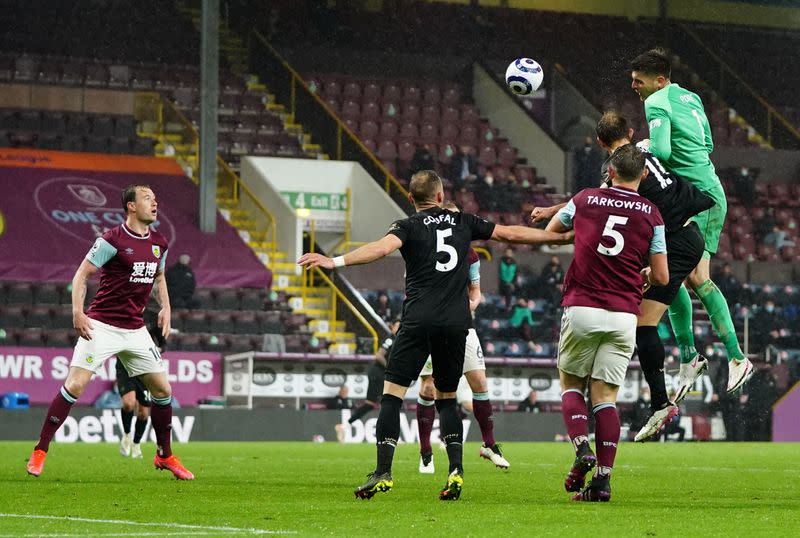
[0,514,296,535]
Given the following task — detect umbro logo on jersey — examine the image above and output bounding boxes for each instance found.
[125,248,134,255]
[649,118,662,130]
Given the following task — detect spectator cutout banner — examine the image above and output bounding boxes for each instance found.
[0,148,270,287]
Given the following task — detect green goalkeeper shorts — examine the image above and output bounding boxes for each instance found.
[692,182,727,258]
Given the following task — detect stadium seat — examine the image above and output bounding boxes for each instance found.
[6,283,34,305]
[377,140,397,160]
[421,105,439,124]
[382,83,402,102]
[342,81,361,101]
[47,330,76,348]
[379,120,398,139]
[51,305,74,330]
[362,82,381,102]
[233,312,260,334]
[25,306,52,328]
[401,103,420,122]
[18,328,45,347]
[182,312,209,333]
[208,312,235,334]
[341,100,360,120]
[260,311,283,334]
[0,305,26,327]
[358,120,378,140]
[440,106,459,124]
[214,289,239,310]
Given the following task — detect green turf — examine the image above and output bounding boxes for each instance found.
[3,441,799,536]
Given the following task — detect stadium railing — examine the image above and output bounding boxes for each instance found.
[671,22,800,150]
[248,30,414,215]
[134,91,277,254]
[302,219,380,355]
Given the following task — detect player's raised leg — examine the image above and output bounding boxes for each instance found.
[416,372,436,474]
[687,256,752,392]
[634,300,680,441]
[27,366,93,476]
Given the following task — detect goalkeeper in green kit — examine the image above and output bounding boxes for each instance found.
[630,49,753,399]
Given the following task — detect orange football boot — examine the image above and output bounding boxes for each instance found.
[154,454,195,480]
[27,449,47,477]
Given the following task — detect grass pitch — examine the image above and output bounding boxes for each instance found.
[3,441,799,536]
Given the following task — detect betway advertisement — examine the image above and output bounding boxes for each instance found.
[0,347,221,406]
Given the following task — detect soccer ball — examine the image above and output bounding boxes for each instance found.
[505,58,544,95]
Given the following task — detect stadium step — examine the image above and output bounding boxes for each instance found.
[314,331,356,344]
[309,319,346,333]
[269,262,302,275]
[295,307,332,318]
[329,342,357,355]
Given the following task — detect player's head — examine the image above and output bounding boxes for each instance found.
[122,184,157,224]
[596,111,634,152]
[442,201,460,212]
[408,170,444,208]
[607,144,648,188]
[630,48,671,101]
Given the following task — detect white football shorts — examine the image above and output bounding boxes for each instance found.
[70,317,165,377]
[557,306,636,387]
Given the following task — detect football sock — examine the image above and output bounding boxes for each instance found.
[436,398,463,474]
[150,396,173,458]
[636,326,671,411]
[561,389,589,453]
[133,417,148,444]
[120,409,134,435]
[35,386,76,452]
[695,279,745,362]
[375,394,402,474]
[471,392,496,446]
[593,403,620,475]
[348,403,375,424]
[668,285,698,364]
[416,396,435,455]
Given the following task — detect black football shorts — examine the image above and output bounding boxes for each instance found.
[384,323,467,393]
[644,222,705,306]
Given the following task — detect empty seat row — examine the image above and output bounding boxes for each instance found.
[0,131,154,155]
[308,77,462,106]
[0,109,136,137]
[328,100,481,124]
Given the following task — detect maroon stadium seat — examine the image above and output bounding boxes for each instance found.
[377,140,397,160]
[361,101,380,120]
[401,103,420,122]
[398,122,419,140]
[359,120,379,140]
[362,82,381,102]
[421,105,440,124]
[342,81,361,101]
[383,83,402,102]
[379,120,398,139]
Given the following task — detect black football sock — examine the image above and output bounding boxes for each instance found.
[636,326,670,411]
[436,398,463,474]
[375,394,402,475]
[133,417,148,444]
[120,409,134,435]
[348,403,375,424]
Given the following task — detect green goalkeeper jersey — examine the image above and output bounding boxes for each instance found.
[644,83,722,195]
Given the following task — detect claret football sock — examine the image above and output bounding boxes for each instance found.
[375,394,403,474]
[120,409,134,435]
[34,386,77,452]
[593,403,620,473]
[695,279,745,362]
[668,286,698,364]
[561,389,590,453]
[436,398,463,474]
[416,396,436,455]
[471,392,496,447]
[636,326,670,411]
[150,396,173,458]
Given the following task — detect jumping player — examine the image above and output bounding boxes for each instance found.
[26,184,193,480]
[299,170,570,501]
[631,48,753,396]
[546,145,668,502]
[532,112,714,442]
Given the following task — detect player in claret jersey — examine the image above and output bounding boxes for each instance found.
[631,48,753,397]
[546,145,668,502]
[26,185,193,480]
[299,170,570,501]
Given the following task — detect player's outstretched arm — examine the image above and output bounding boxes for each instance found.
[529,202,566,224]
[490,224,572,246]
[72,259,99,340]
[298,234,404,269]
[153,271,172,340]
